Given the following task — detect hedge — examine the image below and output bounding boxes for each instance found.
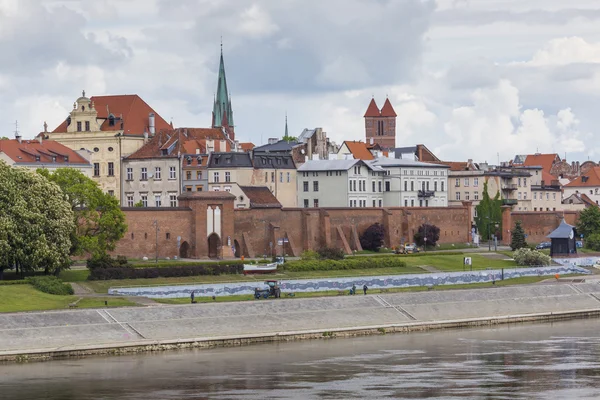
[283,257,407,272]
[133,260,245,269]
[26,276,74,295]
[0,280,29,286]
[89,264,244,280]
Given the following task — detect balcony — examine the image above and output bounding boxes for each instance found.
[502,199,518,206]
[502,184,518,190]
[418,190,435,198]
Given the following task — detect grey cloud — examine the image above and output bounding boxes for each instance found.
[434,8,600,26]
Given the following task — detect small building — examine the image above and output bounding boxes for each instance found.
[547,219,577,257]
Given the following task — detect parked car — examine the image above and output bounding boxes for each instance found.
[404,243,419,254]
[535,242,551,250]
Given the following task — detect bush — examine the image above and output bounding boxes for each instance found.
[283,257,406,272]
[317,247,345,260]
[87,254,131,270]
[26,276,74,295]
[360,223,385,251]
[510,221,528,251]
[301,250,320,260]
[585,233,600,251]
[513,248,551,266]
[133,259,245,268]
[88,264,244,280]
[414,224,441,247]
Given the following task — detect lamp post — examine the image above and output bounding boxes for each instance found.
[422,216,427,252]
[152,219,159,263]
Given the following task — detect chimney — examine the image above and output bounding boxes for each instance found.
[148,113,155,135]
[38,135,43,145]
[370,137,374,145]
[268,137,278,145]
[143,131,149,144]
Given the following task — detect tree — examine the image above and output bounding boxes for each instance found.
[282,134,297,142]
[585,233,600,251]
[133,200,144,207]
[577,206,600,240]
[414,224,441,247]
[510,220,528,250]
[37,168,127,257]
[475,182,502,241]
[360,223,385,251]
[0,162,74,278]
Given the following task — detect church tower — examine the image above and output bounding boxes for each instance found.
[212,44,235,141]
[364,97,396,150]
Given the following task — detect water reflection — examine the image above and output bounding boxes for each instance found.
[2,319,600,399]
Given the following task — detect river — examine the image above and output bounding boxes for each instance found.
[2,319,600,399]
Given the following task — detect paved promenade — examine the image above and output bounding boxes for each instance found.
[3,283,600,360]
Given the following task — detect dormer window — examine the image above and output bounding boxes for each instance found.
[108,115,115,126]
[64,156,69,162]
[161,149,168,156]
[187,156,192,165]
[35,155,40,162]
[52,156,56,162]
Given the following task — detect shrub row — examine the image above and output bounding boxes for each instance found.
[283,257,407,272]
[26,276,74,295]
[133,260,246,269]
[87,254,131,270]
[89,264,244,280]
[0,280,29,286]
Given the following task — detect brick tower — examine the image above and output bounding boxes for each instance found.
[364,97,397,150]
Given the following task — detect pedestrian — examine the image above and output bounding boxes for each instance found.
[191,291,195,304]
[352,284,356,295]
[363,284,368,295]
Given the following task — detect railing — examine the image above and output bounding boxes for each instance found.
[502,199,518,205]
[418,190,435,198]
[502,184,518,190]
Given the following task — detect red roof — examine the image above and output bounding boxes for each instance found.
[51,94,171,136]
[565,166,600,187]
[239,186,282,209]
[342,141,374,160]
[380,98,397,117]
[364,98,380,117]
[0,139,90,165]
[520,153,560,175]
[239,142,255,152]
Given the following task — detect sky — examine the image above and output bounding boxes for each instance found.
[2,0,600,163]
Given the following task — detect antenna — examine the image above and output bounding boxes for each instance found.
[14,120,19,135]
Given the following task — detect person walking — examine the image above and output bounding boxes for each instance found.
[352,284,356,295]
[191,291,195,304]
[363,284,368,295]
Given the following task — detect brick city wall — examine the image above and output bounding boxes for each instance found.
[502,209,579,245]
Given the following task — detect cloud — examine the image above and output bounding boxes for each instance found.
[526,37,600,66]
[237,4,279,38]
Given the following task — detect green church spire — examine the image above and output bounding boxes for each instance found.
[212,43,234,133]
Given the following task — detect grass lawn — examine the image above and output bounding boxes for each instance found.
[0,285,135,313]
[400,253,517,271]
[59,269,90,282]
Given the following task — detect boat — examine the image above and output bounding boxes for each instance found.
[243,263,278,275]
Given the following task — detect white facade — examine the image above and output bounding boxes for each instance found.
[121,158,181,208]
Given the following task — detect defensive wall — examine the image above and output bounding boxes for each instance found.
[111,193,581,259]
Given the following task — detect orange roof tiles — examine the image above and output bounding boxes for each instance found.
[239,186,282,208]
[239,142,255,152]
[520,153,560,175]
[342,141,374,160]
[380,98,397,117]
[565,166,600,187]
[364,98,380,117]
[0,139,90,165]
[52,94,171,136]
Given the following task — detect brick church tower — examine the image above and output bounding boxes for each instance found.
[364,97,397,150]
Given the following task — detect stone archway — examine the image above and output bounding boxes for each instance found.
[233,239,241,258]
[208,233,221,259]
[179,241,190,259]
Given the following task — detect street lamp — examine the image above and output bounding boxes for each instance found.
[152,220,159,263]
[422,216,427,252]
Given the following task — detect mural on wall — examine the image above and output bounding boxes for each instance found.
[553,257,600,267]
[109,265,589,299]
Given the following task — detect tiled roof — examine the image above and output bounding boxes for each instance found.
[565,166,600,187]
[437,161,469,171]
[253,140,299,153]
[207,152,253,168]
[380,98,397,117]
[178,191,235,200]
[51,94,171,136]
[341,141,374,160]
[364,98,380,117]
[125,128,228,160]
[518,153,560,174]
[580,193,597,207]
[0,138,90,165]
[239,142,255,152]
[239,186,282,209]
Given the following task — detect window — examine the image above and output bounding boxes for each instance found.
[524,193,527,200]
[126,195,134,207]
[170,194,177,207]
[166,233,171,240]
[93,147,99,153]
[426,181,430,191]
[280,172,283,183]
[372,181,376,192]
[410,182,414,191]
[385,182,390,192]
[304,199,309,208]
[553,193,556,200]
[271,172,275,183]
[77,121,82,132]
[141,194,148,207]
[224,186,231,192]
[518,178,522,187]
[187,157,192,166]
[186,187,192,192]
[466,192,470,200]
[303,181,309,192]
[372,200,376,207]
[349,180,353,192]
[108,162,114,176]
[474,191,479,200]
[378,181,382,192]
[225,172,231,182]
[456,192,461,200]
[313,181,319,192]
[404,199,408,207]
[534,192,537,200]
[141,167,147,180]
[169,166,176,179]
[518,192,522,200]
[546,193,549,200]
[455,178,460,187]
[378,200,382,207]
[93,163,100,177]
[213,172,220,183]
[196,186,203,192]
[411,199,414,207]
[404,181,408,191]
[473,178,478,187]
[441,182,445,192]
[287,172,290,183]
[155,167,161,180]
[353,181,357,191]
[419,200,423,207]
[464,178,469,187]
[108,190,114,197]
[125,168,133,181]
[196,171,202,180]
[474,208,478,218]
[523,178,527,187]
[314,199,319,208]
[265,172,268,182]
[154,194,161,207]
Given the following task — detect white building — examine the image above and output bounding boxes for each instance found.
[563,166,600,206]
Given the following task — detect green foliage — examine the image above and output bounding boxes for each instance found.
[360,223,386,252]
[0,162,74,276]
[133,259,245,268]
[133,200,144,208]
[317,247,346,260]
[475,181,502,241]
[513,248,551,266]
[282,135,298,142]
[37,168,127,257]
[510,221,528,250]
[87,254,131,270]
[0,280,29,286]
[26,276,74,295]
[414,224,441,247]
[585,233,600,251]
[301,250,320,260]
[577,206,600,239]
[283,257,407,272]
[89,264,243,280]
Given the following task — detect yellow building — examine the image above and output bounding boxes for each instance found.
[43,92,171,200]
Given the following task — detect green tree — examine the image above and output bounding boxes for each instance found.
[475,182,502,241]
[577,206,600,240]
[0,162,74,278]
[37,168,127,257]
[282,134,297,142]
[510,220,528,250]
[133,200,144,208]
[585,233,600,251]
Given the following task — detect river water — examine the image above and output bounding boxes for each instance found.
[2,319,600,399]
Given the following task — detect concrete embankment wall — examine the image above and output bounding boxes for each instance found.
[3,283,600,363]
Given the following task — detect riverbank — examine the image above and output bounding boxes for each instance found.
[3,282,600,363]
